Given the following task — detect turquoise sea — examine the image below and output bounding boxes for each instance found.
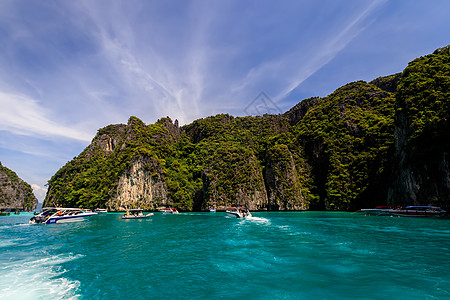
[1,212,450,299]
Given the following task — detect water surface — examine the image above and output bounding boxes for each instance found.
[1,212,449,299]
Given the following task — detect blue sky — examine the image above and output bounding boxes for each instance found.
[0,0,449,202]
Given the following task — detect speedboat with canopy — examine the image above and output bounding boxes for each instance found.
[122,209,154,219]
[29,207,97,224]
[359,205,446,217]
[390,206,446,217]
[159,208,179,214]
[226,207,252,218]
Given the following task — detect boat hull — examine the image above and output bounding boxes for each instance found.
[122,213,154,219]
[389,210,445,217]
[226,211,252,218]
[360,206,446,217]
[46,214,94,224]
[30,210,97,224]
[360,209,392,216]
[160,209,179,214]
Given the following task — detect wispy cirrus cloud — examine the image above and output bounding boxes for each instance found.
[71,0,218,124]
[1,0,449,202]
[0,91,92,142]
[230,0,387,107]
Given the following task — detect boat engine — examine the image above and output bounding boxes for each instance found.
[29,215,47,224]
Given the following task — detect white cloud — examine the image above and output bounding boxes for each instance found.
[31,184,47,202]
[0,92,92,142]
[65,0,247,125]
[0,0,448,200]
[235,0,387,104]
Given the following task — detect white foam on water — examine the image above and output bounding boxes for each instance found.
[13,223,32,227]
[0,239,22,248]
[0,223,31,231]
[245,216,271,225]
[0,253,82,299]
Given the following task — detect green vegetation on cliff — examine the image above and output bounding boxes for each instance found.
[387,45,450,207]
[0,162,38,210]
[398,46,450,139]
[295,81,395,210]
[45,45,450,211]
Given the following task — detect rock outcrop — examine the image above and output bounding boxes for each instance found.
[44,46,450,212]
[283,97,319,126]
[107,155,169,211]
[264,144,306,210]
[200,146,269,211]
[388,46,450,210]
[0,162,38,210]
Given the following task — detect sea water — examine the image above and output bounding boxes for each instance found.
[1,212,450,299]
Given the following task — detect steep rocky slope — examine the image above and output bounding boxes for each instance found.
[387,46,450,208]
[0,162,38,210]
[44,45,450,211]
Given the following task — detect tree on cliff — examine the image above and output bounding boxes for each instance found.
[0,162,38,211]
[44,45,450,211]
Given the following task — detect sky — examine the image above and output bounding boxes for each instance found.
[0,0,449,202]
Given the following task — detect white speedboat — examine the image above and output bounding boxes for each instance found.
[226,207,252,218]
[95,208,108,213]
[359,206,393,216]
[209,207,216,212]
[29,208,97,224]
[390,206,446,217]
[159,208,179,214]
[360,205,446,217]
[122,209,153,219]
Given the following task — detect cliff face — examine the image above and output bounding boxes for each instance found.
[295,81,396,210]
[201,150,268,211]
[107,155,169,211]
[387,46,450,210]
[44,116,176,210]
[264,145,306,210]
[45,46,450,211]
[283,97,319,126]
[0,162,38,210]
[87,124,127,158]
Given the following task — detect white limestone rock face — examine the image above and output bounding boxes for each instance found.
[106,156,170,211]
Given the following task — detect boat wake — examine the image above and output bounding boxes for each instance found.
[0,223,33,230]
[0,237,29,248]
[0,238,22,248]
[245,216,271,225]
[0,253,82,299]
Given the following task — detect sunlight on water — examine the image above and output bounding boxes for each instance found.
[0,238,21,248]
[1,212,450,299]
[0,254,82,300]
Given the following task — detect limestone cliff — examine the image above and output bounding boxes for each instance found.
[283,97,319,126]
[295,81,396,210]
[44,116,174,209]
[387,46,450,209]
[45,46,450,212]
[0,162,38,210]
[107,155,169,211]
[264,144,306,210]
[199,146,269,211]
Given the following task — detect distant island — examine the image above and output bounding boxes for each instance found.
[0,162,38,211]
[43,46,450,212]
